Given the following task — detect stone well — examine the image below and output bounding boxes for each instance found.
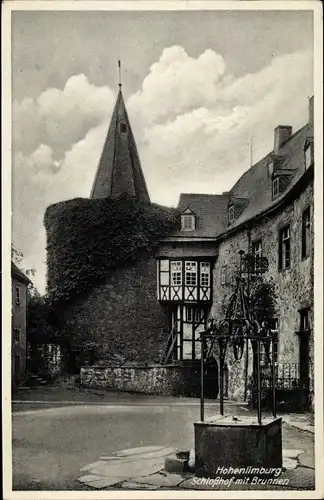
[194,415,282,478]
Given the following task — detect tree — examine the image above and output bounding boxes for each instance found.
[248,275,277,390]
[219,253,278,407]
[11,245,37,292]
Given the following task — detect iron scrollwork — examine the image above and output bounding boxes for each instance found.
[199,250,277,424]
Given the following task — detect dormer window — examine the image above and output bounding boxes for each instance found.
[228,205,235,224]
[268,155,285,178]
[227,197,248,225]
[271,167,295,200]
[304,138,314,170]
[181,208,196,231]
[272,176,280,198]
[120,122,127,134]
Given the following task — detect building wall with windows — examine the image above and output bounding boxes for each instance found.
[155,193,229,368]
[11,263,30,388]
[211,177,314,402]
[154,97,314,405]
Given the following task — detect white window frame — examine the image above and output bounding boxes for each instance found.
[185,261,197,286]
[200,262,210,287]
[228,205,235,224]
[171,261,182,286]
[280,225,291,270]
[272,176,280,198]
[299,308,310,332]
[252,240,262,272]
[181,214,195,231]
[185,307,201,324]
[302,207,311,259]
[160,260,169,272]
[186,306,193,323]
[252,240,262,258]
[15,285,21,305]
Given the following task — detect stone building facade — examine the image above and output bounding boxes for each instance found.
[11,262,30,388]
[47,80,314,406]
[212,148,314,404]
[155,96,314,406]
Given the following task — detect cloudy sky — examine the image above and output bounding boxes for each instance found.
[11,8,314,293]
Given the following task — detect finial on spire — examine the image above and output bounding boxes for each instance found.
[118,59,122,89]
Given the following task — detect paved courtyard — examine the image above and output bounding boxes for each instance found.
[77,444,315,491]
[11,387,315,491]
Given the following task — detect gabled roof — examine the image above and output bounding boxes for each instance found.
[11,262,31,285]
[169,193,229,238]
[90,89,150,203]
[181,207,195,215]
[165,118,313,242]
[228,123,312,229]
[272,168,296,177]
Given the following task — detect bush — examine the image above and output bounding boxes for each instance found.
[246,380,272,409]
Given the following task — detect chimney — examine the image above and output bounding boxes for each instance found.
[274,125,292,153]
[309,96,314,125]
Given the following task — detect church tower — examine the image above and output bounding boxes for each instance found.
[90,64,150,202]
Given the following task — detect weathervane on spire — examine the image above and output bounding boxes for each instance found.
[118,59,122,89]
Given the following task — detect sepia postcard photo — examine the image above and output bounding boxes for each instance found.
[2,1,323,498]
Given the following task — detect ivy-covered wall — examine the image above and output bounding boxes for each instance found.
[58,254,170,362]
[44,194,178,363]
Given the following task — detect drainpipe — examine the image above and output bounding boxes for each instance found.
[244,228,251,401]
[244,342,249,401]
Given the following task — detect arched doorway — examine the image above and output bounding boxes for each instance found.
[204,357,219,399]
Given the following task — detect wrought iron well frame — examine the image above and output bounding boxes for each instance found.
[199,250,277,425]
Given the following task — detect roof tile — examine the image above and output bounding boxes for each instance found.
[90,90,150,203]
[168,121,312,239]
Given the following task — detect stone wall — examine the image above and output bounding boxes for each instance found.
[80,363,200,397]
[211,178,314,404]
[62,252,170,364]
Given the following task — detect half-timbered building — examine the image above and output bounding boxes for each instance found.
[48,76,314,406]
[156,194,228,364]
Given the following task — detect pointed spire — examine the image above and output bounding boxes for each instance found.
[118,58,122,89]
[90,80,150,203]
